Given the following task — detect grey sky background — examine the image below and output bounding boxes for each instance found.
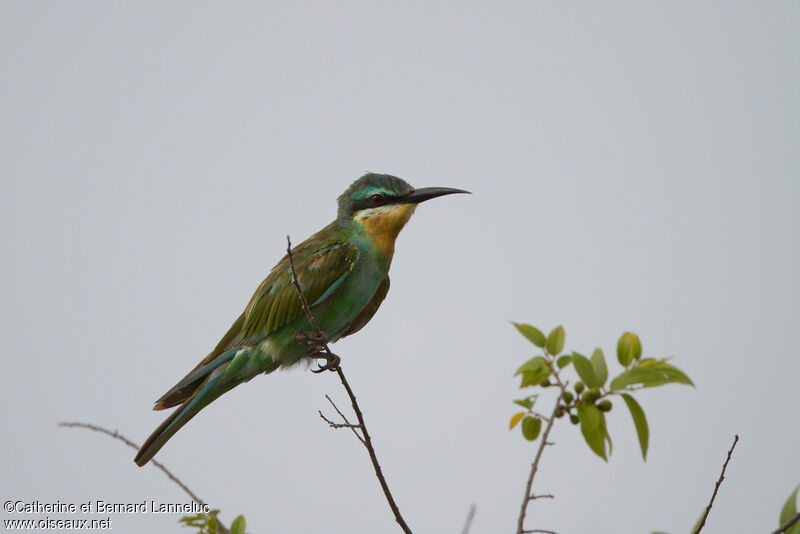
[2,2,798,533]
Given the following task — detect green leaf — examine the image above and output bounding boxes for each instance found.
[512,322,546,347]
[509,412,525,430]
[556,354,572,369]
[610,368,666,390]
[521,416,542,441]
[779,484,800,534]
[691,511,704,534]
[577,404,607,460]
[515,356,548,376]
[179,514,204,527]
[591,348,608,387]
[617,331,642,366]
[610,361,694,391]
[517,356,551,388]
[520,369,551,388]
[599,410,612,456]
[621,393,649,461]
[637,359,693,385]
[572,352,601,388]
[230,516,246,534]
[513,398,534,409]
[658,362,694,386]
[546,325,565,355]
[181,510,223,534]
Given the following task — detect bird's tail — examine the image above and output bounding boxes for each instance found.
[134,373,228,466]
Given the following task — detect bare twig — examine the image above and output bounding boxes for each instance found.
[774,511,800,534]
[460,503,476,534]
[529,411,552,423]
[285,236,340,373]
[58,422,230,534]
[58,422,204,504]
[334,364,413,534]
[286,236,413,534]
[522,529,557,534]
[318,411,358,429]
[516,398,561,534]
[694,434,739,534]
[319,395,366,445]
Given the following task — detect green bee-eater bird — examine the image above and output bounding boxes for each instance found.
[134,173,468,466]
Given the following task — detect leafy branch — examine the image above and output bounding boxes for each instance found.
[509,324,694,533]
[774,485,800,534]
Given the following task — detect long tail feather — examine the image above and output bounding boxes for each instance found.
[134,374,225,466]
[153,348,239,410]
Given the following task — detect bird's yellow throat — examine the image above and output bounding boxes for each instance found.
[354,203,418,259]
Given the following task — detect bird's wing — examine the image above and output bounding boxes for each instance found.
[153,234,359,411]
[241,240,360,338]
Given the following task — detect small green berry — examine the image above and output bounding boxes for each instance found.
[539,378,551,387]
[574,382,585,394]
[555,406,566,418]
[598,400,613,412]
[561,391,574,404]
[569,414,580,425]
[582,388,600,403]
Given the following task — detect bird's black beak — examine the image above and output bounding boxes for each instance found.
[401,187,471,204]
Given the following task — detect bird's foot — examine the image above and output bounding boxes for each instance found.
[296,329,329,347]
[310,351,341,373]
[297,330,339,372]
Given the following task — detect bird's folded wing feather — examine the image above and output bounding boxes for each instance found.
[240,241,360,339]
[154,238,360,410]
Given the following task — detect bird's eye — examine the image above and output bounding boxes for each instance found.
[368,193,385,204]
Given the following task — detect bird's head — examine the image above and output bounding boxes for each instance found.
[337,173,469,258]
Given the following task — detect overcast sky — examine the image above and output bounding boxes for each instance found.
[2,2,798,533]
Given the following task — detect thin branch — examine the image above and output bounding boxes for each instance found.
[529,411,552,423]
[285,236,340,372]
[460,503,476,534]
[58,422,204,504]
[522,529,558,534]
[319,394,366,445]
[58,422,230,534]
[515,356,567,534]
[326,394,361,431]
[319,395,366,446]
[516,399,561,534]
[694,434,739,534]
[774,512,800,534]
[286,236,413,534]
[285,236,323,337]
[318,411,359,429]
[334,364,413,533]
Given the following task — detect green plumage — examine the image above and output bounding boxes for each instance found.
[134,173,468,466]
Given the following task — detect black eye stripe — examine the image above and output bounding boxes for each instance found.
[349,193,393,215]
